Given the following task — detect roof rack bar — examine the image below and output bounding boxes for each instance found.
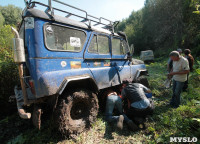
[53,7,86,20]
[31,2,87,22]
[53,0,88,19]
[65,14,72,18]
[53,0,115,28]
[24,0,29,7]
[81,19,88,22]
[29,1,117,32]
[31,1,48,7]
[48,0,52,10]
[100,17,113,25]
[53,7,110,27]
[88,14,99,21]
[46,0,54,18]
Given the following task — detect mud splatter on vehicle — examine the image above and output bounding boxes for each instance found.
[11,0,148,137]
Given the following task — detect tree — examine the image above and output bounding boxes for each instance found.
[0,12,4,26]
[0,5,22,25]
[0,25,14,52]
[116,0,200,57]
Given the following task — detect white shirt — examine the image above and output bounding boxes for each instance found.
[173,56,190,82]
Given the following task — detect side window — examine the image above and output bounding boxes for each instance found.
[112,38,129,55]
[88,35,110,54]
[44,24,86,51]
[112,38,124,55]
[88,35,98,53]
[98,35,109,54]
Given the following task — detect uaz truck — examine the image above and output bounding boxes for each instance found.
[12,0,148,137]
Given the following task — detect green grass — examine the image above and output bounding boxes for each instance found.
[1,58,200,144]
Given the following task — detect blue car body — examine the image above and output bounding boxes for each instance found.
[18,8,147,101]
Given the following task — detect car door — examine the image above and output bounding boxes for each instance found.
[111,36,131,83]
[84,32,119,89]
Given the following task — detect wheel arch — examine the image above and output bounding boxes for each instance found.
[134,69,149,82]
[57,75,99,95]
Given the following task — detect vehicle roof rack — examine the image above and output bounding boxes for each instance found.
[24,0,119,33]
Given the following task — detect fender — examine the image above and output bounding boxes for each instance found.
[134,69,149,81]
[57,74,99,95]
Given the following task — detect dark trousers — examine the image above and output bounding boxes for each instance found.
[183,74,189,91]
[126,99,155,119]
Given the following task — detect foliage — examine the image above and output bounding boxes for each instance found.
[193,4,200,14]
[146,58,200,143]
[0,24,19,118]
[0,25,15,52]
[0,12,4,26]
[1,58,200,144]
[0,2,200,144]
[0,5,22,26]
[117,0,200,57]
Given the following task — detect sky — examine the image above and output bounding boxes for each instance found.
[1,0,145,22]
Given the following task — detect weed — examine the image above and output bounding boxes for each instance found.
[1,58,200,143]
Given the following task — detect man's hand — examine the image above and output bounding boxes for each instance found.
[168,72,175,76]
[168,70,189,77]
[167,73,174,79]
[146,89,152,93]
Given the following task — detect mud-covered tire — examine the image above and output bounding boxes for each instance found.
[136,76,150,88]
[54,89,99,138]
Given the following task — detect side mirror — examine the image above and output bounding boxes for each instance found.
[130,44,134,55]
[126,52,132,61]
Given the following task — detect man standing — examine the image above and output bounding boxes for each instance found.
[167,48,182,73]
[168,51,190,108]
[183,49,194,91]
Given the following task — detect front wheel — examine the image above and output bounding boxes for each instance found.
[54,89,99,137]
[136,76,150,88]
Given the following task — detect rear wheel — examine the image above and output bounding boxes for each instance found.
[136,76,150,88]
[54,89,99,138]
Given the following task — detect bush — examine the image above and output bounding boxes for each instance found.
[0,25,19,119]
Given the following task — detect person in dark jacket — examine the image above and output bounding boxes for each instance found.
[183,49,194,91]
[121,80,155,121]
[184,49,194,71]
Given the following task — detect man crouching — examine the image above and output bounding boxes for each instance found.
[121,80,155,128]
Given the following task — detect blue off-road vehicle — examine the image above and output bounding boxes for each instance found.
[12,0,148,137]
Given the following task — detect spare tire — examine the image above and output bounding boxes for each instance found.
[136,76,150,88]
[54,89,99,138]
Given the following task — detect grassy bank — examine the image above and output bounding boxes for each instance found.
[1,58,200,144]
